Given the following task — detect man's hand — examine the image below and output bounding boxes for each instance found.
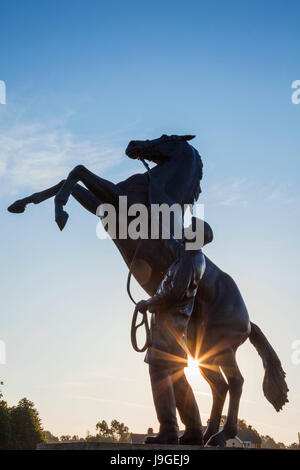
[136,300,148,313]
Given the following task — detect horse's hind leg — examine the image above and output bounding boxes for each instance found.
[206,348,244,447]
[199,361,228,444]
[8,180,66,213]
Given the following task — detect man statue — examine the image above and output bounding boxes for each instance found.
[136,218,213,445]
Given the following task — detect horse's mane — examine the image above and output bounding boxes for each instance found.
[147,143,203,208]
[187,146,203,206]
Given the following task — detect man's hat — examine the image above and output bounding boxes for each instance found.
[184,216,214,247]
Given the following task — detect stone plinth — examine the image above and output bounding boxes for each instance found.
[37,442,212,451]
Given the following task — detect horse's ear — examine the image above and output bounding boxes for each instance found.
[181,135,196,141]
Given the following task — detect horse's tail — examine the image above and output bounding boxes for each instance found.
[249,322,289,411]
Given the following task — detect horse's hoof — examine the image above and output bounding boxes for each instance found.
[55,209,69,231]
[206,430,227,448]
[7,200,27,213]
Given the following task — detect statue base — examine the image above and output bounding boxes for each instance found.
[37,442,215,450]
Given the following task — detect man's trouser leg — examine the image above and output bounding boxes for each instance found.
[145,365,179,444]
[171,368,203,445]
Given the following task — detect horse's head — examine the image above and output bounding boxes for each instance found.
[125,134,196,164]
[125,133,203,207]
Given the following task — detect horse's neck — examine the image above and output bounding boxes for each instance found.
[149,146,202,206]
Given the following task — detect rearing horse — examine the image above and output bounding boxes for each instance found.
[8,134,288,447]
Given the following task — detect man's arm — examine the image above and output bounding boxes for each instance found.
[137,258,192,313]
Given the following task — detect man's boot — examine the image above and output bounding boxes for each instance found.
[145,365,179,445]
[172,369,203,446]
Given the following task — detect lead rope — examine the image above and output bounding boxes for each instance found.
[129,158,151,352]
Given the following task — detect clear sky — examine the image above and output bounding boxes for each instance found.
[1,0,300,444]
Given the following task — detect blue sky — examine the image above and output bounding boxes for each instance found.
[1,1,300,444]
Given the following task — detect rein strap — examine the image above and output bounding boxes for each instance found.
[129,158,152,352]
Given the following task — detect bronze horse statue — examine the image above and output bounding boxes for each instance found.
[8,134,288,446]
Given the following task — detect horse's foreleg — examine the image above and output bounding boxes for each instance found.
[8,180,101,218]
[8,180,66,213]
[71,183,100,215]
[206,348,244,447]
[199,363,228,444]
[55,165,120,230]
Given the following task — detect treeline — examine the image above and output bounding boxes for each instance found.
[260,435,299,450]
[46,419,130,443]
[221,417,299,450]
[0,382,130,449]
[0,382,131,449]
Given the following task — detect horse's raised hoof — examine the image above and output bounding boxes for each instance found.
[55,208,69,231]
[206,430,227,448]
[7,200,27,214]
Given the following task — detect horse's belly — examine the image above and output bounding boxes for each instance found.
[188,300,250,358]
[203,272,250,333]
[188,274,251,356]
[206,304,250,334]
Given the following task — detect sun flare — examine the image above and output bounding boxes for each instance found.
[185,356,200,375]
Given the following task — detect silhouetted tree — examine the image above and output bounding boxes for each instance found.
[277,442,286,449]
[237,419,248,430]
[10,398,45,450]
[110,419,130,442]
[89,419,130,442]
[45,431,59,443]
[261,435,281,449]
[60,435,72,441]
[288,442,300,449]
[0,397,11,449]
[95,420,112,439]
